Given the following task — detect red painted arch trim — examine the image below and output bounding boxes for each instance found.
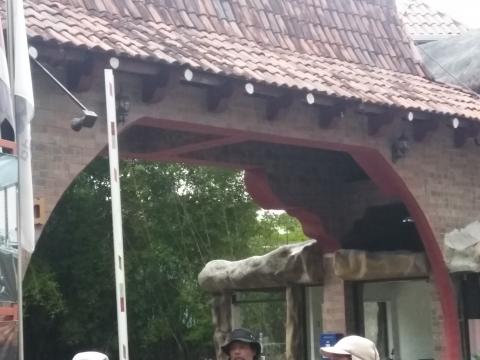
[352,150,461,360]
[127,116,460,358]
[244,168,339,252]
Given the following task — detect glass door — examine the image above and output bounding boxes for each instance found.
[357,279,434,360]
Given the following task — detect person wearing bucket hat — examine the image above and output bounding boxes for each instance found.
[320,335,380,360]
[221,328,261,360]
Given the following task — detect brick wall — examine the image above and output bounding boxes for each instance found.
[30,61,480,359]
[321,255,346,334]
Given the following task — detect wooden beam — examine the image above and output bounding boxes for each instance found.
[452,121,479,148]
[109,56,167,76]
[121,135,247,160]
[402,110,432,122]
[244,82,285,98]
[453,127,468,148]
[32,42,171,76]
[367,112,395,136]
[266,94,293,121]
[182,69,234,112]
[182,68,225,87]
[412,118,439,142]
[65,54,96,92]
[244,82,292,120]
[121,152,252,170]
[354,103,396,136]
[318,104,345,128]
[31,41,88,66]
[142,68,172,103]
[153,135,247,157]
[305,92,338,107]
[206,81,234,112]
[356,103,387,115]
[305,93,346,128]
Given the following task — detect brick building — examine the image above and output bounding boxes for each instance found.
[2,0,480,359]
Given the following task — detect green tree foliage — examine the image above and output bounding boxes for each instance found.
[24,159,305,360]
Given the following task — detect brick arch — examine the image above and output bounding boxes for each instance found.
[243,142,461,360]
[351,149,460,360]
[244,168,339,252]
[31,110,460,359]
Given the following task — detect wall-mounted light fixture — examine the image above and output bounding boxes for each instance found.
[391,132,409,162]
[116,90,130,124]
[451,117,461,129]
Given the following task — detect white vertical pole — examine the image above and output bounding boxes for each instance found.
[6,1,25,358]
[104,68,130,360]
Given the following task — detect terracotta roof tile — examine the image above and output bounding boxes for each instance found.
[21,0,480,121]
[15,0,480,119]
[27,0,427,77]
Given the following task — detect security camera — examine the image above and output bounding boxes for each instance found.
[71,109,98,131]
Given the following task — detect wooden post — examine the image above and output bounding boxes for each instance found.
[286,285,306,360]
[212,292,232,360]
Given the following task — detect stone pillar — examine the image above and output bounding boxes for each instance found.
[285,285,306,360]
[322,254,347,333]
[212,292,232,360]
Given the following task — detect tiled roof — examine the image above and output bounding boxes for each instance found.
[19,1,480,120]
[29,0,425,76]
[398,0,469,42]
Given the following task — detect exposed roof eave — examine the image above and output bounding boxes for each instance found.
[22,0,480,121]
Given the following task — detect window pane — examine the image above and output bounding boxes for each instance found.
[232,290,286,360]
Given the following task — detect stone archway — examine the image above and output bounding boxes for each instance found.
[241,144,461,360]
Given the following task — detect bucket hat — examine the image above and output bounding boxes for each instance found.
[320,335,379,360]
[221,328,261,357]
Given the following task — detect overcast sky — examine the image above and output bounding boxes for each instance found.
[423,0,480,28]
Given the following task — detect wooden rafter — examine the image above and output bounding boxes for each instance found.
[121,134,247,161]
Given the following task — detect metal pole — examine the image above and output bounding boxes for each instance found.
[104,68,130,360]
[29,56,88,111]
[6,0,25,358]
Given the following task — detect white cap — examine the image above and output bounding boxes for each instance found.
[320,335,379,360]
[72,352,109,360]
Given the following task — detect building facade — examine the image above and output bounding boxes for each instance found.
[1,0,480,359]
